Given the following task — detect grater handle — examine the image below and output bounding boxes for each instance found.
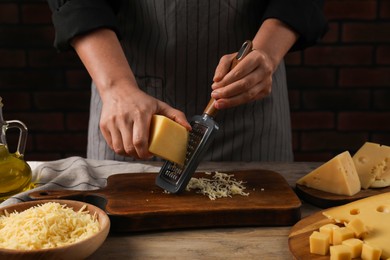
[204,40,253,118]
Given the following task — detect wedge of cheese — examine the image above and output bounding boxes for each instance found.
[323,192,390,259]
[148,115,189,166]
[296,151,361,196]
[352,142,390,189]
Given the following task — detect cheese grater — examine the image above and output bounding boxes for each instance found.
[155,40,253,193]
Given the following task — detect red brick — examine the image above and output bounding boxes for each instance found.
[376,45,390,64]
[66,113,89,131]
[338,112,390,131]
[343,23,390,42]
[35,133,87,152]
[285,51,302,66]
[291,112,335,130]
[0,26,54,47]
[372,134,390,147]
[287,68,336,87]
[0,92,31,111]
[294,152,336,162]
[374,90,390,110]
[321,23,339,43]
[33,91,90,110]
[0,70,64,89]
[7,112,64,131]
[0,49,26,68]
[66,70,91,89]
[304,46,372,65]
[302,90,370,110]
[28,49,83,68]
[300,131,368,151]
[288,90,301,110]
[21,3,51,24]
[0,4,19,24]
[380,1,390,19]
[324,0,377,20]
[339,68,390,87]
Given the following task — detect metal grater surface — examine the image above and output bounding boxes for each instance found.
[160,123,208,184]
[156,113,219,193]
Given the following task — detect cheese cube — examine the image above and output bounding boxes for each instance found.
[320,223,340,244]
[346,218,367,238]
[333,227,355,245]
[148,115,189,165]
[342,238,363,258]
[310,231,330,255]
[330,245,352,260]
[352,142,390,189]
[361,243,382,260]
[296,151,361,196]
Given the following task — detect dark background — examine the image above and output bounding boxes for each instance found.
[1,0,389,162]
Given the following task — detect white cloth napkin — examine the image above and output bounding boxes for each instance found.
[0,156,161,207]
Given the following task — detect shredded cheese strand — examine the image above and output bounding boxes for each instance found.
[0,202,100,250]
[186,171,249,200]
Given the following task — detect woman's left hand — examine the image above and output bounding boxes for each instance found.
[210,49,275,110]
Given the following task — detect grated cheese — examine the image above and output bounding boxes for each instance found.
[186,171,249,200]
[0,202,100,250]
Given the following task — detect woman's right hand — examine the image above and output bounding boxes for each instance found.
[99,86,191,159]
[71,28,190,160]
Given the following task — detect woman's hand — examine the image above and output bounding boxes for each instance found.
[100,87,190,159]
[210,49,274,110]
[210,18,299,110]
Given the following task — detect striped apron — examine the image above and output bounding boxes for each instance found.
[87,0,293,162]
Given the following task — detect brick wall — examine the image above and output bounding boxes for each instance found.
[0,0,389,162]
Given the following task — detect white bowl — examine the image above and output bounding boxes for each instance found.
[0,199,110,260]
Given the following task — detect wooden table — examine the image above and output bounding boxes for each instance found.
[87,161,322,260]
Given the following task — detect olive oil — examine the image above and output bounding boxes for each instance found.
[0,144,32,201]
[0,96,33,201]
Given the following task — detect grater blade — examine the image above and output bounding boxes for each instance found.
[156,114,219,193]
[155,40,253,193]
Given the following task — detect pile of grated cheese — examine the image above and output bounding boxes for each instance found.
[185,171,249,200]
[0,202,100,250]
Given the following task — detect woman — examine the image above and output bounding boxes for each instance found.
[46,0,327,162]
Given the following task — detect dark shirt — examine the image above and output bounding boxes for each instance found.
[47,0,327,52]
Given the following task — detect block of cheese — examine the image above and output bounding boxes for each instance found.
[296,151,361,196]
[332,227,355,245]
[330,245,352,260]
[320,223,340,244]
[352,142,390,189]
[323,192,390,259]
[342,238,363,258]
[148,115,189,165]
[310,231,330,255]
[361,243,382,260]
[346,218,367,238]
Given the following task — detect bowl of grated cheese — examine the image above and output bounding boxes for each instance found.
[0,199,110,260]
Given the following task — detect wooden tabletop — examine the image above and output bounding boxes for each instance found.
[87,161,322,260]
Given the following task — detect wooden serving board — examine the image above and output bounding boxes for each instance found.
[28,170,301,232]
[288,210,334,260]
[295,184,390,208]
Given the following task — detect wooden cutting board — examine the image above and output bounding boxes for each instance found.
[28,170,301,232]
[288,210,334,259]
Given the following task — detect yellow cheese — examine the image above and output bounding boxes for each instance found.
[309,231,330,255]
[333,227,355,245]
[323,192,390,258]
[346,218,367,238]
[296,151,361,196]
[361,243,382,260]
[148,115,189,166]
[320,223,340,244]
[330,245,352,260]
[352,142,390,189]
[0,202,99,250]
[342,238,363,258]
